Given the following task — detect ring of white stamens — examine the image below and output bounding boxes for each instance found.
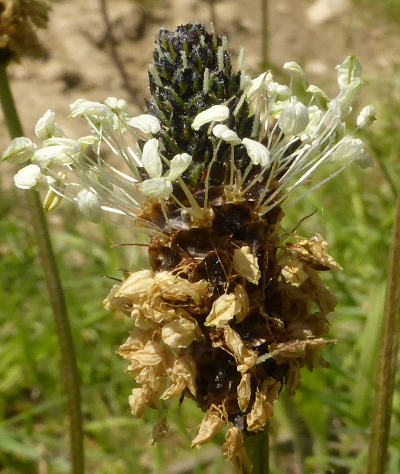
[3,56,372,226]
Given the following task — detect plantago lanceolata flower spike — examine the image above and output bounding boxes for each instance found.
[3,23,374,468]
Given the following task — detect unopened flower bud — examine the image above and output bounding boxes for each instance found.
[2,137,36,163]
[357,105,376,128]
[266,82,291,101]
[77,189,102,222]
[242,138,270,167]
[213,125,241,145]
[278,98,309,136]
[35,110,63,140]
[191,105,229,131]
[14,164,42,189]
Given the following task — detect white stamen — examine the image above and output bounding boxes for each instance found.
[191,105,229,131]
[14,164,42,189]
[142,138,162,178]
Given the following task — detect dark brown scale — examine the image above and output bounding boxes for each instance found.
[192,185,226,207]
[233,312,270,346]
[148,245,180,272]
[212,203,252,235]
[143,202,169,232]
[172,228,213,258]
[191,252,227,286]
[190,344,240,411]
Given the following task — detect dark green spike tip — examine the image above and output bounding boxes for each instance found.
[147,24,253,188]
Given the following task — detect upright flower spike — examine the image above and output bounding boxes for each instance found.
[146,24,254,186]
[3,23,374,469]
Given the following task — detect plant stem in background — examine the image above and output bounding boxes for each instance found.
[99,0,140,106]
[260,0,269,67]
[243,428,270,474]
[371,143,398,199]
[366,184,400,474]
[0,59,85,474]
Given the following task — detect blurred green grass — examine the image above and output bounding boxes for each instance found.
[1,39,400,474]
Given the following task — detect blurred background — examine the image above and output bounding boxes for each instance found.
[1,0,400,472]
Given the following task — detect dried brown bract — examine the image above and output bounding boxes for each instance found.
[106,184,340,464]
[0,0,52,60]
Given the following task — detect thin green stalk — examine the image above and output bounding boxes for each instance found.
[243,427,269,474]
[260,0,269,68]
[371,143,397,199]
[366,185,400,474]
[0,57,84,473]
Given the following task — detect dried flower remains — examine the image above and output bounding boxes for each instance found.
[0,0,52,61]
[2,23,374,469]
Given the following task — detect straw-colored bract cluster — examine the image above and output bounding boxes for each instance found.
[0,0,52,60]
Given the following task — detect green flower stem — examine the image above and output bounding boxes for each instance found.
[371,143,397,199]
[243,427,270,474]
[367,184,400,474]
[0,58,84,474]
